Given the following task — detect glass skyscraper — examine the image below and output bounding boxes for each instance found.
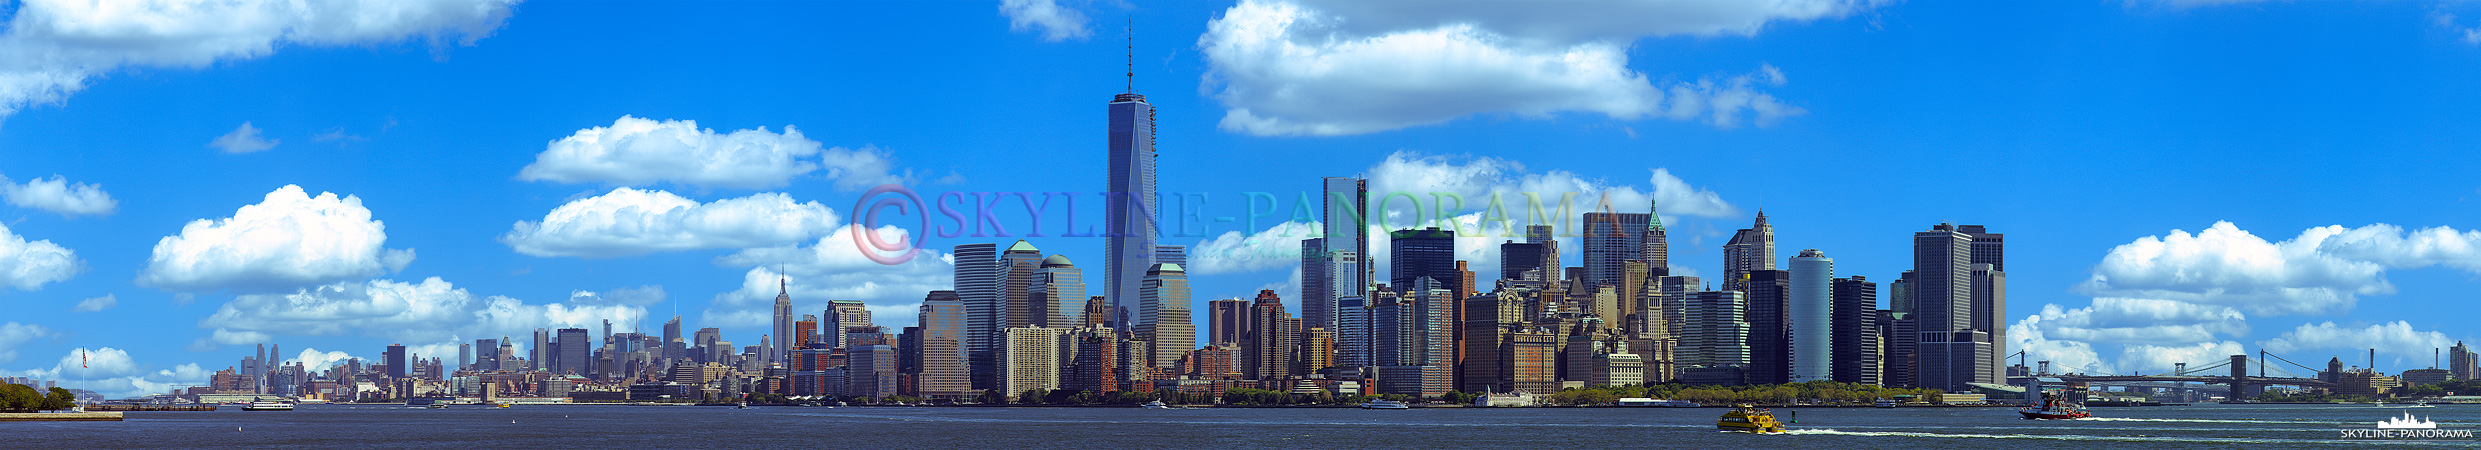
[1104,92,1158,330]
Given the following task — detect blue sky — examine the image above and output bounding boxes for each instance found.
[3,0,2479,396]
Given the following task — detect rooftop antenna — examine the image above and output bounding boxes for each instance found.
[1126,16,1134,94]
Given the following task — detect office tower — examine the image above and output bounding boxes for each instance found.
[1678,291,1750,370]
[532,329,550,371]
[1322,176,1370,300]
[1509,326,1559,393]
[2450,341,2477,381]
[459,343,472,371]
[897,326,923,395]
[1032,255,1085,328]
[850,340,898,399]
[475,338,500,371]
[795,315,819,350]
[1001,327,1062,396]
[1832,276,1882,385]
[662,316,683,362]
[384,344,408,378]
[1207,298,1250,346]
[1580,209,1651,291]
[1525,224,1559,275]
[1889,311,1919,388]
[1243,290,1299,380]
[499,337,518,372]
[1643,198,1669,275]
[1721,212,1776,292]
[1002,240,1045,332]
[1373,292,1414,367]
[1788,250,1833,383]
[1914,223,1992,392]
[1620,260,1650,336]
[1959,225,2004,271]
[1462,291,1525,393]
[1500,240,1546,284]
[916,291,971,400]
[1744,270,1791,385]
[1138,263,1193,368]
[694,327,723,363]
[1971,263,2008,384]
[1337,295,1374,367]
[772,277,794,364]
[1302,326,1334,374]
[1080,296,1108,328]
[1890,271,1916,316]
[557,328,590,375]
[1302,237,1331,332]
[829,300,872,348]
[1061,327,1121,394]
[1154,245,1186,269]
[1389,227,1458,293]
[1307,245,1360,333]
[1105,88,1160,335]
[953,242,999,391]
[1656,275,1700,341]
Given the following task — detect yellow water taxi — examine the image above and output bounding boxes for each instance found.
[1717,405,1787,433]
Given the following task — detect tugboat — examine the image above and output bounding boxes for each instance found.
[1359,399,1411,409]
[1717,405,1787,433]
[2018,391,2091,420]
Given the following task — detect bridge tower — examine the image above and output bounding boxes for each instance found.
[2228,354,2252,401]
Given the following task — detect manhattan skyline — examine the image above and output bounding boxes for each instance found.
[3,1,2480,398]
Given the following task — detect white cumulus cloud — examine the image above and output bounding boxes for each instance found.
[0,222,81,291]
[2078,221,2390,316]
[0,174,117,216]
[568,285,667,306]
[0,322,53,364]
[1197,0,1851,136]
[3,347,219,398]
[208,122,278,153]
[0,0,519,118]
[1191,220,1320,275]
[2024,298,2248,344]
[196,277,646,348]
[288,348,356,369]
[706,224,953,329]
[141,185,413,292]
[2258,321,2454,363]
[71,294,114,312]
[519,116,912,191]
[501,187,841,258]
[2117,340,2246,376]
[1000,0,1090,42]
[2010,315,2115,375]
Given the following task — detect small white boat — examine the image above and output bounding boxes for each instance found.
[2408,401,2435,408]
[1141,400,1169,409]
[1360,399,1411,409]
[242,401,295,411]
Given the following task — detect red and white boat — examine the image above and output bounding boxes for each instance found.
[2018,391,2090,420]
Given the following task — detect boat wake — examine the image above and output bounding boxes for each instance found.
[1776,428,2464,446]
[2077,417,2342,425]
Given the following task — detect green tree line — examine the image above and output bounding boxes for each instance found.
[0,383,76,412]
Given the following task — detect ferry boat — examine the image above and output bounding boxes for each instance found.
[242,401,295,411]
[1360,399,1411,409]
[1873,399,1898,408]
[1716,405,1786,433]
[2018,392,2090,420]
[1140,400,1169,409]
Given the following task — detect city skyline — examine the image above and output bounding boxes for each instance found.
[3,1,2480,398]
